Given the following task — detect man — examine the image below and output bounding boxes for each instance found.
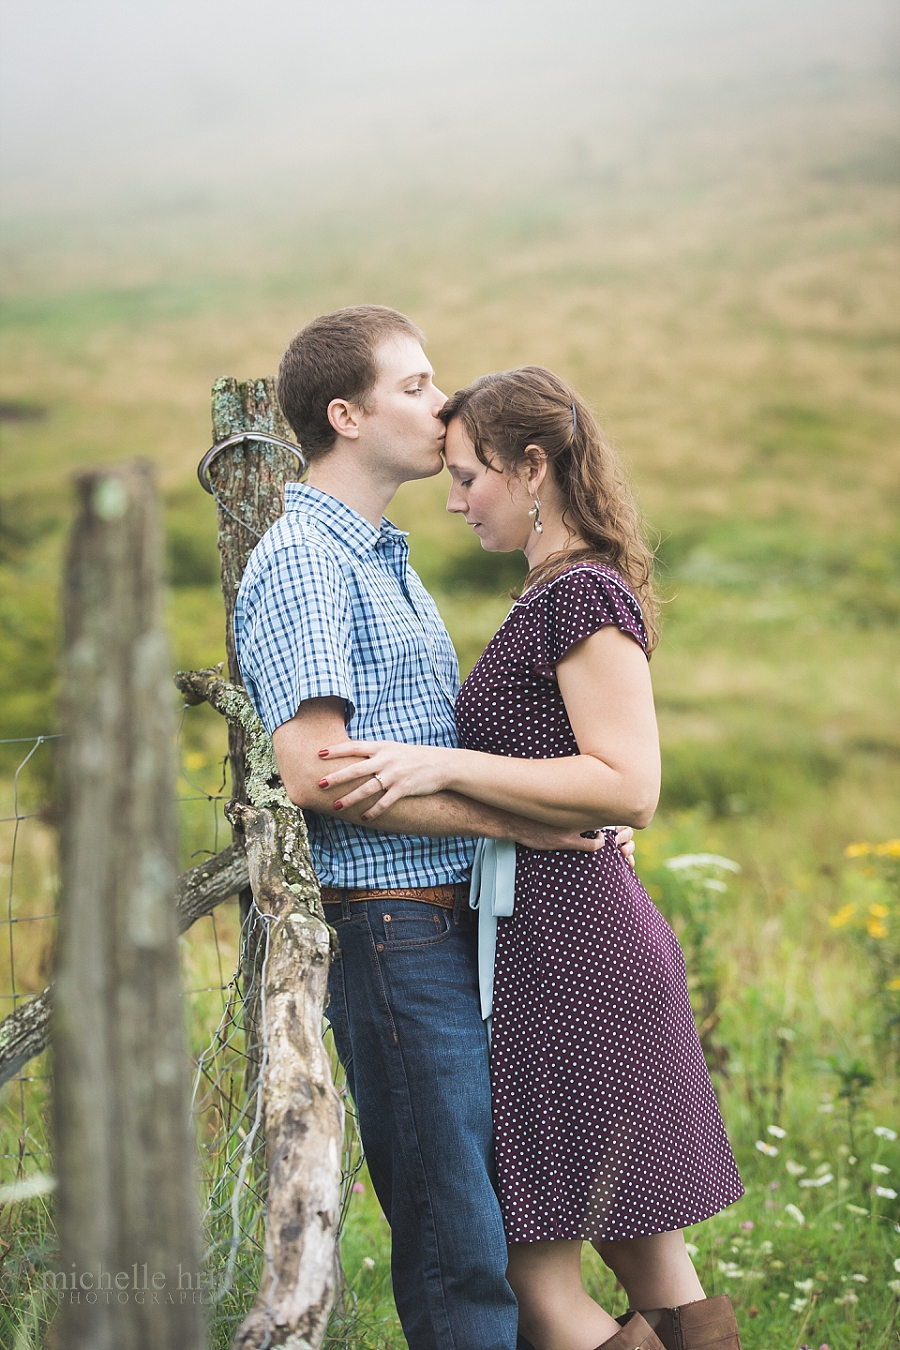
[234,306,631,1350]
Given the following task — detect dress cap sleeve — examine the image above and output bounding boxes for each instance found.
[517,564,649,680]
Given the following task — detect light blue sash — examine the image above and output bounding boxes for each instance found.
[469,838,517,1038]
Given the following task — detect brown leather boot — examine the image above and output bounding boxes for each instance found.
[638,1296,742,1350]
[594,1311,668,1349]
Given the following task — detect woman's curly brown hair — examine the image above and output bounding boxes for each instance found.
[440,366,659,651]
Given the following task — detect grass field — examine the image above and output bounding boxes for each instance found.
[1,67,899,1348]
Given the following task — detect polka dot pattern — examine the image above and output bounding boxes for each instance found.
[455,564,744,1242]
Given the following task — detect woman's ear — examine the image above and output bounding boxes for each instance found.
[522,444,549,494]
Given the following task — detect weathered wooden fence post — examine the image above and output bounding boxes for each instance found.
[206,378,302,1081]
[53,463,205,1350]
[184,380,344,1348]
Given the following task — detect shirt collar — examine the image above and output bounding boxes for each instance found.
[284,482,408,558]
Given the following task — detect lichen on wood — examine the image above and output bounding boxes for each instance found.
[0,988,52,1088]
[174,667,293,813]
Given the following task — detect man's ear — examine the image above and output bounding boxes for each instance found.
[522,444,549,494]
[327,398,362,441]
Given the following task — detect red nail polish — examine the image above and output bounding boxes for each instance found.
[360,813,369,822]
[318,749,329,758]
[318,778,329,788]
[334,802,343,810]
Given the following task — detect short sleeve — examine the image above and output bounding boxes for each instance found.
[528,566,648,680]
[235,544,355,734]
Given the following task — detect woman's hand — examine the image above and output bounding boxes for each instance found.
[318,739,458,820]
[318,740,639,865]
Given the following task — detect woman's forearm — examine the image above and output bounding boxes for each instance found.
[319,628,661,829]
[441,747,657,830]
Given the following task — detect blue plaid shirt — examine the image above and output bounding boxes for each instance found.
[234,483,475,889]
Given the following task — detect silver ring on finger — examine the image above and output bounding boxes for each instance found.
[373,773,383,788]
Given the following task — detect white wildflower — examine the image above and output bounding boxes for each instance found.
[784,1203,805,1224]
[875,1186,898,1199]
[789,1297,808,1312]
[889,1279,900,1294]
[664,853,741,872]
[799,1173,834,1188]
[872,1163,891,1175]
[894,1257,900,1272]
[684,1242,700,1258]
[874,1126,898,1141]
[0,1174,56,1203]
[768,1125,787,1139]
[716,1261,743,1278]
[785,1160,807,1176]
[793,1278,814,1293]
[756,1140,779,1157]
[362,1257,376,1270]
[845,1203,868,1216]
[850,1273,868,1283]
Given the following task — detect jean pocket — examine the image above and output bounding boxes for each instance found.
[376,903,452,949]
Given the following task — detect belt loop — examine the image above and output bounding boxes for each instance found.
[340,888,351,921]
[453,883,463,925]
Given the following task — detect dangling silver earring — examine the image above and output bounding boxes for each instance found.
[528,495,543,534]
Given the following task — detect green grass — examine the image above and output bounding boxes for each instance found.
[1,71,898,1349]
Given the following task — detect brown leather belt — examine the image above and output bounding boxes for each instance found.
[320,883,467,911]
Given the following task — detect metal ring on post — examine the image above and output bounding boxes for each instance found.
[197,432,307,495]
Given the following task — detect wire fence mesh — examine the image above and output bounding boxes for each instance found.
[0,712,365,1348]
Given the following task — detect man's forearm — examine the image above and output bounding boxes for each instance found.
[271,700,599,851]
[325,786,527,843]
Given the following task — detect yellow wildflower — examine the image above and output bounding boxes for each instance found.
[844,843,871,858]
[889,977,900,992]
[868,904,889,919]
[874,839,900,857]
[866,916,888,939]
[829,904,857,928]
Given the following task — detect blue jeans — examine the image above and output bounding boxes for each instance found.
[323,893,519,1350]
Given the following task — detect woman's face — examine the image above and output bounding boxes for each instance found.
[444,419,533,553]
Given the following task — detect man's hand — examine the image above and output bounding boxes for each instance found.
[273,699,636,860]
[515,820,636,862]
[318,736,637,864]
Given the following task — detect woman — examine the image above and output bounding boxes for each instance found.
[318,367,743,1350]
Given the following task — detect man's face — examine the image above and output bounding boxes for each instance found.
[354,336,447,482]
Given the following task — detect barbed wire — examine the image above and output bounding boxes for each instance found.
[0,713,367,1346]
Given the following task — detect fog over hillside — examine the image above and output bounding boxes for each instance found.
[1,0,897,218]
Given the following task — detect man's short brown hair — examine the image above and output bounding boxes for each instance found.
[277,305,426,459]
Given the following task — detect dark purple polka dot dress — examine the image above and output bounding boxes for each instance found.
[455,564,743,1243]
